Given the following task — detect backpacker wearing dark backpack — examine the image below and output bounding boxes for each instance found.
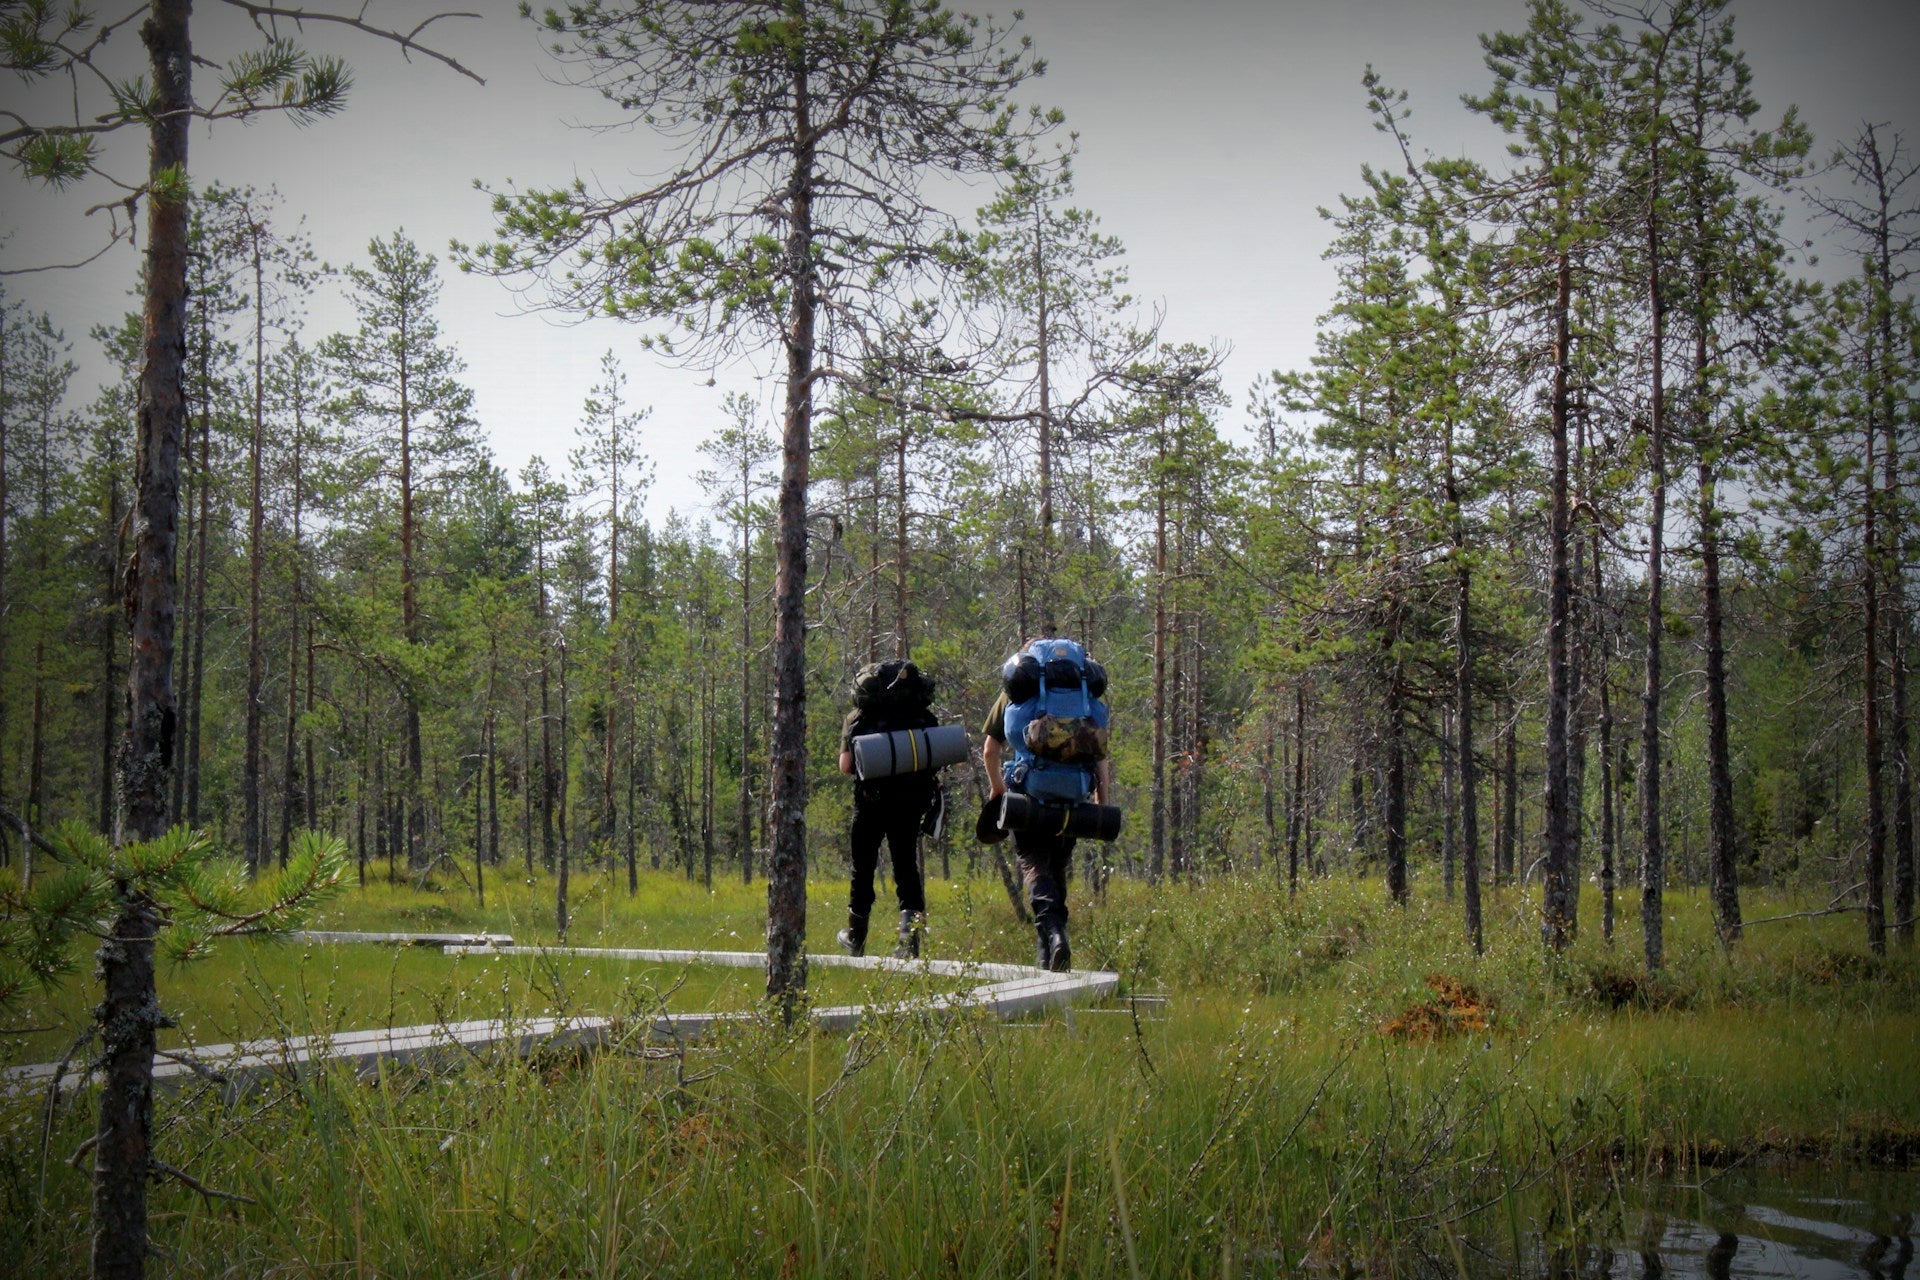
[838,659,943,960]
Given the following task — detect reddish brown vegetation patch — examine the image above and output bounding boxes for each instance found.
[1380,975,1494,1041]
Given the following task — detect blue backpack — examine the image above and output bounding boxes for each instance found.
[1000,638,1109,805]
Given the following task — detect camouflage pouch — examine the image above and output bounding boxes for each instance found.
[1023,713,1109,764]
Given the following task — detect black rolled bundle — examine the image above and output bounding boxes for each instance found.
[996,792,1123,842]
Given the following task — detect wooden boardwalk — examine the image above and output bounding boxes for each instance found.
[7,940,1117,1099]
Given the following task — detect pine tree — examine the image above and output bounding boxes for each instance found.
[467,0,1053,1012]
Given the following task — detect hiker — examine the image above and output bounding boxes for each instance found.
[837,659,943,959]
[981,630,1113,972]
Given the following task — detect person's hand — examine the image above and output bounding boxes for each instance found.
[988,778,1006,799]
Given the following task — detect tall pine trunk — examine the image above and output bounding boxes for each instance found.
[243,232,267,876]
[1149,421,1168,884]
[1451,452,1482,950]
[98,462,124,834]
[738,447,755,883]
[1541,251,1577,950]
[1887,410,1914,944]
[765,63,817,1012]
[99,6,193,1275]
[1863,414,1887,954]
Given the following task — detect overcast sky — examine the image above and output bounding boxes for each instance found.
[5,0,1916,521]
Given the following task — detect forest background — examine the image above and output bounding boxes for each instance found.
[0,0,1917,975]
[0,0,1917,1274]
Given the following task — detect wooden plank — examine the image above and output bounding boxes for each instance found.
[6,947,1115,1100]
[294,931,513,947]
[445,944,1038,983]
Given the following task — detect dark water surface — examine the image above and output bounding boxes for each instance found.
[1561,1167,1918,1279]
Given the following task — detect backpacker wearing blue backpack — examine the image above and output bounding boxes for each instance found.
[987,637,1111,973]
[999,638,1110,805]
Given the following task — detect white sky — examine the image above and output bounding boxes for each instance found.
[4,0,1916,522]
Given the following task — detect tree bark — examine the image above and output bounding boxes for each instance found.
[1593,520,1617,945]
[1887,412,1914,945]
[1541,251,1576,951]
[1149,420,1168,884]
[99,459,125,835]
[1863,415,1887,955]
[184,359,211,827]
[0,323,9,867]
[739,446,755,884]
[244,228,266,876]
[98,6,193,1275]
[1453,466,1482,952]
[1288,681,1306,895]
[764,50,817,1016]
[557,639,571,938]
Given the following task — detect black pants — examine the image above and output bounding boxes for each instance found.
[1012,827,1074,931]
[849,799,926,918]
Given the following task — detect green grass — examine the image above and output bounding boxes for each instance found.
[2,865,1915,1277]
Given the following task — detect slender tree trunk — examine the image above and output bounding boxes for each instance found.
[1863,415,1887,955]
[1150,422,1168,884]
[739,453,755,884]
[244,230,266,876]
[99,466,124,833]
[1288,681,1305,896]
[1542,252,1576,951]
[1262,700,1277,875]
[1385,670,1408,905]
[1884,365,1914,943]
[537,536,556,873]
[486,634,499,876]
[1453,458,1482,952]
[1594,523,1617,945]
[1169,594,1187,882]
[1443,710,1457,902]
[703,661,716,890]
[97,7,193,1276]
[168,342,190,825]
[521,680,534,876]
[1035,196,1054,589]
[624,710,639,888]
[184,370,211,827]
[356,677,370,887]
[558,638,571,938]
[281,380,307,867]
[1500,701,1518,886]
[398,310,424,870]
[376,742,391,882]
[1696,448,1741,945]
[1636,44,1675,971]
[27,637,44,837]
[0,325,9,865]
[765,60,818,1014]
[604,420,621,847]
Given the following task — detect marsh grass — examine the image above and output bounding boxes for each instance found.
[2,867,1915,1277]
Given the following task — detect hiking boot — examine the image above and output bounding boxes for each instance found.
[1047,923,1071,973]
[1035,921,1070,972]
[836,911,868,957]
[893,910,925,960]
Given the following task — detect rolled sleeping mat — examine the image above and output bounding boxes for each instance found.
[851,723,969,781]
[997,792,1123,842]
[974,795,1008,845]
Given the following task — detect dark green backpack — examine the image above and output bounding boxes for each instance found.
[851,660,936,716]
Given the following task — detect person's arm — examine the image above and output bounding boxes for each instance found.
[982,735,1006,798]
[839,711,860,776]
[1094,758,1111,806]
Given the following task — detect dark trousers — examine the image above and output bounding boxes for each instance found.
[1013,828,1074,931]
[849,800,926,918]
